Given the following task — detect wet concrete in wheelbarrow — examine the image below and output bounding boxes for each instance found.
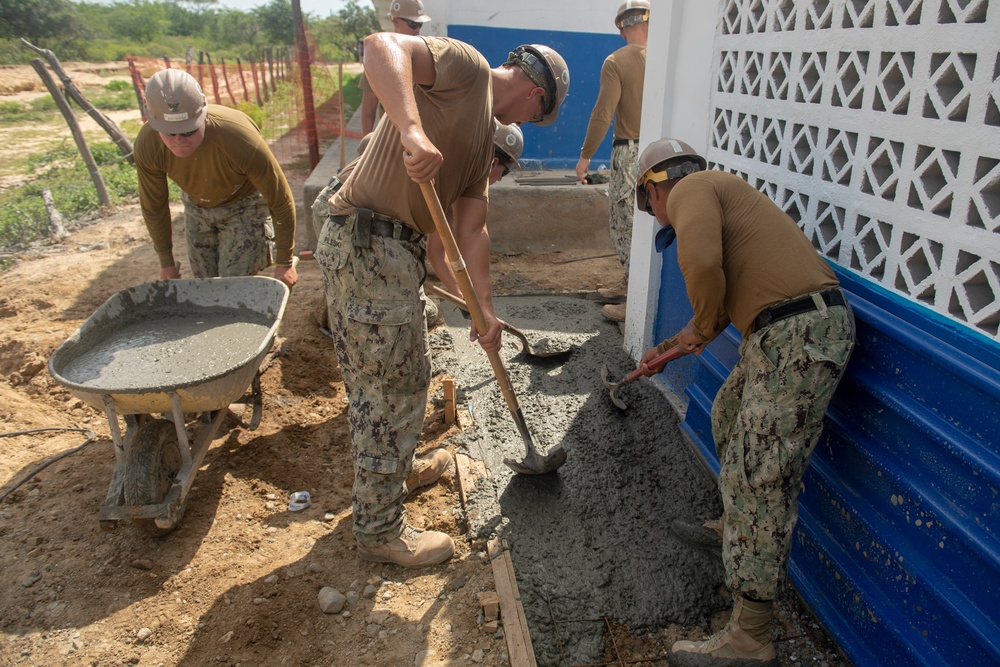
[430,295,727,667]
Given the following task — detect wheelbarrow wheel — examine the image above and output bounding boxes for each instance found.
[124,419,184,536]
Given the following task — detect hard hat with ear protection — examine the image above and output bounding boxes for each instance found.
[635,138,707,214]
[504,44,570,126]
[615,0,650,29]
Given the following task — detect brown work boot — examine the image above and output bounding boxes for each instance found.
[597,280,628,303]
[356,524,455,567]
[670,518,723,555]
[670,596,776,666]
[405,449,453,495]
[602,303,627,322]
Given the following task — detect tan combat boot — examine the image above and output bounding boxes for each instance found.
[602,303,627,322]
[597,280,628,303]
[405,449,453,495]
[356,524,455,567]
[670,595,777,666]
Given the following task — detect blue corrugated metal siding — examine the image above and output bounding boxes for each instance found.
[446,25,621,169]
[656,263,1000,666]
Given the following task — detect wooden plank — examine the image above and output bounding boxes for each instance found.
[489,538,537,667]
[443,377,457,424]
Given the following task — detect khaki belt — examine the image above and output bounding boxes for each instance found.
[752,288,847,333]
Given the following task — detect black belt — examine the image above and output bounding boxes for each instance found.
[329,208,423,245]
[612,139,638,147]
[753,288,847,333]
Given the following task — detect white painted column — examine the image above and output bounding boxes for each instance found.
[623,0,721,359]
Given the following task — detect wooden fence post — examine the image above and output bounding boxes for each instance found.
[292,0,319,169]
[21,39,134,164]
[205,52,222,104]
[220,57,237,106]
[249,53,263,106]
[236,57,250,103]
[29,59,110,207]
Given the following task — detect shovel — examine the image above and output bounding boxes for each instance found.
[426,284,574,361]
[418,180,566,475]
[601,345,686,410]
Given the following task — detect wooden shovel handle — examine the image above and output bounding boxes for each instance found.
[417,181,524,420]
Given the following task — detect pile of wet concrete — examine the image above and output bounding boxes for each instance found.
[431,294,727,666]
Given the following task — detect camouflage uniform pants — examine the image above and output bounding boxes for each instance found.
[609,142,639,277]
[711,294,855,600]
[314,212,430,547]
[182,191,273,278]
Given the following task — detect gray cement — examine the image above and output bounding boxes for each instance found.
[431,295,727,667]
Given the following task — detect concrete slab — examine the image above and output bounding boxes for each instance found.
[430,294,726,666]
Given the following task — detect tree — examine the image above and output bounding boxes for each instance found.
[337,0,378,46]
[0,0,80,42]
[253,0,294,46]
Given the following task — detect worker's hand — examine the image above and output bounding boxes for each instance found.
[575,157,590,183]
[639,345,666,376]
[470,315,503,354]
[159,263,181,280]
[400,128,443,183]
[677,324,706,355]
[275,264,298,290]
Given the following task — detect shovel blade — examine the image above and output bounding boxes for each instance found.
[503,444,568,475]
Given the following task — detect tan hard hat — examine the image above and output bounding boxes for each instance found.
[505,44,570,126]
[616,0,650,29]
[388,0,431,23]
[493,122,523,167]
[144,69,207,134]
[635,138,707,214]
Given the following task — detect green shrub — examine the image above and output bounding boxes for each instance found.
[104,79,132,92]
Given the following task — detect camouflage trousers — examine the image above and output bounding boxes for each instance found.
[314,212,430,547]
[182,191,273,278]
[711,294,855,600]
[609,142,639,277]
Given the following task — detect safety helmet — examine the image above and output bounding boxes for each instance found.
[505,44,570,126]
[615,0,650,29]
[388,0,430,23]
[493,122,523,167]
[635,138,707,214]
[144,69,207,135]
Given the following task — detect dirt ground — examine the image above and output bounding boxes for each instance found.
[1,63,849,667]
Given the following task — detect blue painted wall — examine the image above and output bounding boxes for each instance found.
[447,25,623,169]
[653,251,1000,665]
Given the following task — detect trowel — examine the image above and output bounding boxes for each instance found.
[426,284,574,362]
[601,345,686,410]
[419,181,567,475]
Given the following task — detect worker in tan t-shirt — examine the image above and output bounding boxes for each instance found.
[359,0,431,135]
[575,0,649,321]
[135,69,297,289]
[315,35,569,568]
[634,138,855,667]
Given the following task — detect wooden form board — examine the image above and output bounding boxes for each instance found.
[488,538,537,667]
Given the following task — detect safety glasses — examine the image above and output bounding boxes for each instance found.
[168,129,198,138]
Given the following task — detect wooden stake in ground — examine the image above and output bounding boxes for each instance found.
[22,39,135,163]
[29,59,110,208]
[42,189,68,240]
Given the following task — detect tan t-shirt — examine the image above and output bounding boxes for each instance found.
[135,105,296,266]
[580,43,645,159]
[668,171,839,339]
[330,37,493,234]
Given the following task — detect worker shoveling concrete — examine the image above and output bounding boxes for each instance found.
[431,294,727,666]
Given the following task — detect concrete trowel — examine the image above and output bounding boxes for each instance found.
[601,345,686,410]
[419,181,567,475]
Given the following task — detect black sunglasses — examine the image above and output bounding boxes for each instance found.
[404,19,422,30]
[168,129,198,138]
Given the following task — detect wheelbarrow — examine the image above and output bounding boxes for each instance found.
[48,277,289,535]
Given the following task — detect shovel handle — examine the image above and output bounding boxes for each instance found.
[417,182,526,424]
